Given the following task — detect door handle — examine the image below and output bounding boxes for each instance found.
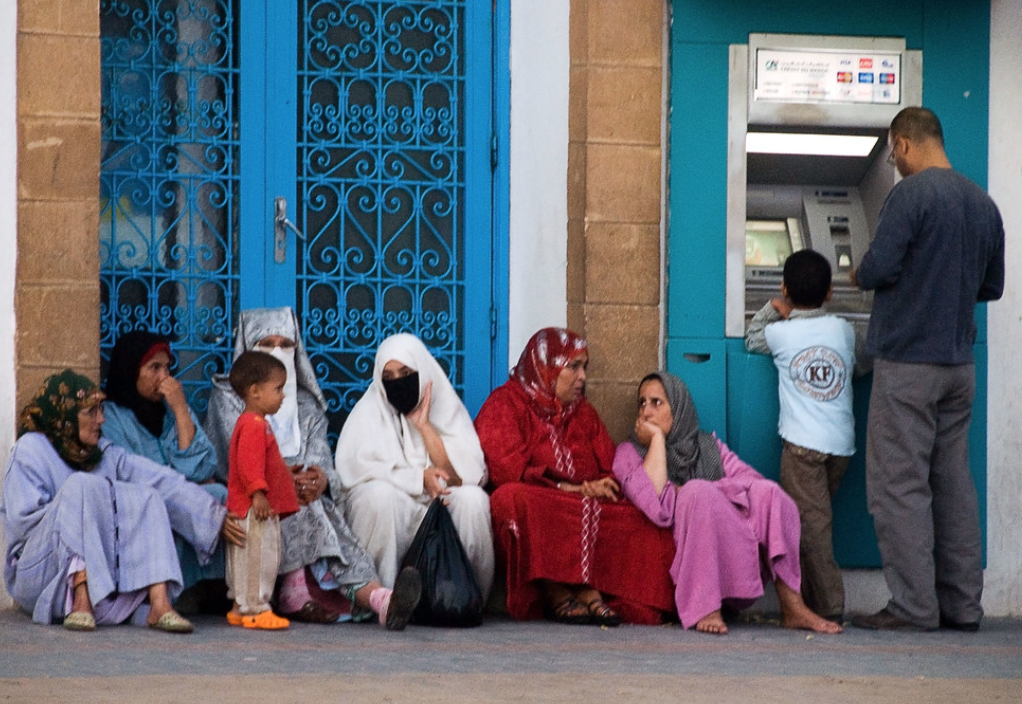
[274,196,305,263]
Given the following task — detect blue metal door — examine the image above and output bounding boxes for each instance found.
[100,0,497,436]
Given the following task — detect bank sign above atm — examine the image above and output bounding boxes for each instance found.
[755,48,901,105]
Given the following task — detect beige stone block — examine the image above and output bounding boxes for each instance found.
[567,302,585,339]
[19,119,101,200]
[585,380,642,445]
[585,143,661,223]
[584,303,660,382]
[569,65,588,143]
[569,0,588,66]
[587,0,663,67]
[19,35,101,117]
[18,201,100,283]
[16,284,100,369]
[20,0,100,36]
[585,222,660,306]
[566,218,586,304]
[588,66,661,146]
[567,142,587,221]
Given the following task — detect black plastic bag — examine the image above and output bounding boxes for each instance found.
[400,497,484,627]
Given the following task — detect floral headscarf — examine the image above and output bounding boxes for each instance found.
[511,327,588,421]
[104,330,173,438]
[627,371,723,487]
[19,369,105,470]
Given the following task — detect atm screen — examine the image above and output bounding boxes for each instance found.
[746,219,799,268]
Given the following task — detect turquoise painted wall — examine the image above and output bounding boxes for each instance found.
[666,1,992,567]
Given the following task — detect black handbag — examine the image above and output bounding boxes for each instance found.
[400,497,484,627]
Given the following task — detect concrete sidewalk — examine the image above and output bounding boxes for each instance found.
[1,608,1020,703]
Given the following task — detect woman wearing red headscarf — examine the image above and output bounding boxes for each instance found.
[474,328,675,625]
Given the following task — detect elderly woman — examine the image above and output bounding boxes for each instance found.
[1,370,241,633]
[474,328,675,626]
[612,371,843,635]
[205,308,419,629]
[102,330,226,593]
[335,333,494,598]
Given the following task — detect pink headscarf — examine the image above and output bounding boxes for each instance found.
[511,327,588,421]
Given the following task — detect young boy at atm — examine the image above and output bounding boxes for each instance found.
[225,350,300,629]
[745,248,855,623]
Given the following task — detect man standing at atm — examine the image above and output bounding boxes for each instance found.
[850,107,1004,632]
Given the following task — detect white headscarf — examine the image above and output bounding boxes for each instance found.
[260,344,301,456]
[334,333,487,496]
[234,307,327,457]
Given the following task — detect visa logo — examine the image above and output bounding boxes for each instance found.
[859,58,874,69]
[836,72,853,83]
[880,73,896,84]
[858,73,875,84]
[840,59,852,66]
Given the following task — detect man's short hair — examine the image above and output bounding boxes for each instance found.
[890,106,944,147]
[783,249,832,309]
[228,350,285,398]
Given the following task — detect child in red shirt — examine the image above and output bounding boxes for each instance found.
[225,351,300,629]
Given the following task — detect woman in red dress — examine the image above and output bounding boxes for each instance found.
[474,328,675,625]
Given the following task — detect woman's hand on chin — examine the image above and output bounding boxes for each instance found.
[633,418,662,447]
[407,381,433,431]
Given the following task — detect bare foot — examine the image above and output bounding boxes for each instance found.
[694,610,728,635]
[776,581,843,634]
[70,574,95,616]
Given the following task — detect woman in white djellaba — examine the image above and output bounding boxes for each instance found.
[2,369,243,633]
[334,333,494,598]
[205,308,420,629]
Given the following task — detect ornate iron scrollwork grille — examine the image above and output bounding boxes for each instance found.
[100,0,239,413]
[297,0,467,439]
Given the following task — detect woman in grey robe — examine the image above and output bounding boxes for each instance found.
[2,369,241,632]
[205,307,419,628]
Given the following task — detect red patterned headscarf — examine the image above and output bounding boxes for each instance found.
[511,327,588,420]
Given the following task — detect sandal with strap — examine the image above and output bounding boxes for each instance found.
[582,597,622,627]
[548,596,591,625]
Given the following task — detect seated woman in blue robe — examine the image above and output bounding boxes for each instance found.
[101,330,226,592]
[1,370,243,632]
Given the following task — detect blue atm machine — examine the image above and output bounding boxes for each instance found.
[695,34,925,567]
[668,5,995,570]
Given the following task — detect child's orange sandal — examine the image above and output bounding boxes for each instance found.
[226,611,244,627]
[242,611,290,630]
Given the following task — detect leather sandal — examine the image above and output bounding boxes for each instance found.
[548,596,591,625]
[148,611,195,634]
[581,597,622,627]
[285,600,343,624]
[63,611,96,632]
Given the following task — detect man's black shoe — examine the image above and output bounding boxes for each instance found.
[940,616,980,632]
[851,608,934,631]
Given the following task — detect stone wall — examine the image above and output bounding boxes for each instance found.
[16,1,102,407]
[568,0,665,442]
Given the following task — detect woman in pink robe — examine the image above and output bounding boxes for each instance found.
[612,371,842,635]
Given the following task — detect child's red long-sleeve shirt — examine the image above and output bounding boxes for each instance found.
[227,412,299,518]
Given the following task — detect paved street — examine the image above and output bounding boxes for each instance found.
[1,608,1020,703]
